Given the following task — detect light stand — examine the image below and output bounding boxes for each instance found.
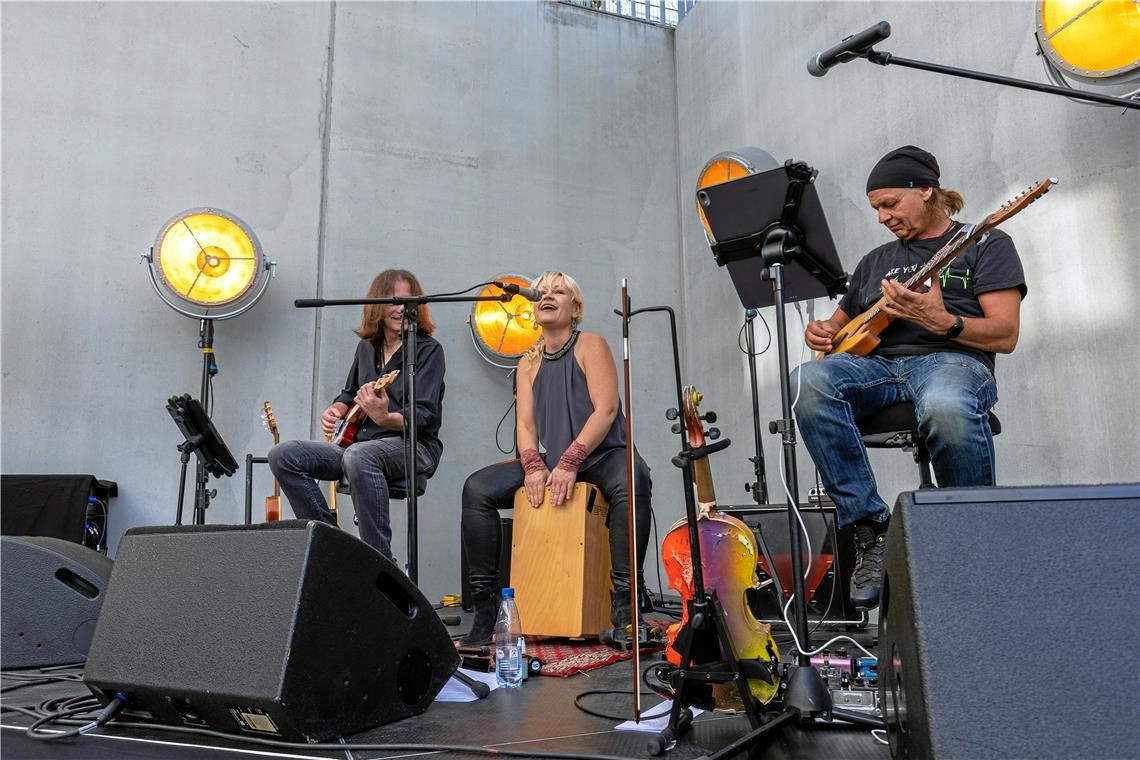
[141,207,275,525]
[296,286,524,584]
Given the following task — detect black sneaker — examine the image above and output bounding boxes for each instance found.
[850,523,888,609]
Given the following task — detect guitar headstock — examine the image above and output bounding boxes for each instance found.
[373,369,400,391]
[262,401,279,444]
[982,177,1057,229]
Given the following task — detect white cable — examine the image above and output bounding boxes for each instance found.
[776,303,877,663]
[872,728,889,746]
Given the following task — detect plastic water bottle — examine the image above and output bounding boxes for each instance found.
[493,587,525,688]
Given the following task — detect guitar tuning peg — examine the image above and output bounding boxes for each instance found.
[707,427,720,440]
[665,408,679,420]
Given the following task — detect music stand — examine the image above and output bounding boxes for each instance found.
[167,394,238,525]
[672,160,877,754]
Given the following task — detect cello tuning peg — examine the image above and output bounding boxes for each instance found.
[671,423,682,434]
[702,411,717,423]
[665,408,679,420]
[707,427,721,440]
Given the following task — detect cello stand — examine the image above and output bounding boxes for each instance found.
[649,437,783,756]
[652,157,883,755]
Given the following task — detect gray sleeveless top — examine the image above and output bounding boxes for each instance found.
[531,334,626,472]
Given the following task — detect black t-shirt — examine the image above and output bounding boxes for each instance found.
[334,336,446,470]
[838,222,1027,372]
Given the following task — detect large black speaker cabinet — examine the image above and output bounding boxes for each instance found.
[84,520,459,742]
[1,536,113,669]
[879,483,1139,760]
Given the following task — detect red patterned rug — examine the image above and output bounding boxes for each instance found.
[529,626,667,677]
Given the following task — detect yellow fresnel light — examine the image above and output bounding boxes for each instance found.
[469,274,542,367]
[1036,0,1140,81]
[144,208,273,320]
[695,147,779,243]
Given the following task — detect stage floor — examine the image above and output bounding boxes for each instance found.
[2,620,887,760]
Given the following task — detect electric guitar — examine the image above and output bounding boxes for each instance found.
[820,177,1057,359]
[261,402,281,523]
[331,370,400,447]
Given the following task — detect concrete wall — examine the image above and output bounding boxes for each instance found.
[3,0,1137,606]
[1,1,682,602]
[674,1,1140,515]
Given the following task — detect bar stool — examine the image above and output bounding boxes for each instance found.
[336,474,428,525]
[857,401,1002,488]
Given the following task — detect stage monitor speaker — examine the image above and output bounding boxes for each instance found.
[879,483,1139,760]
[84,520,459,742]
[1,536,114,669]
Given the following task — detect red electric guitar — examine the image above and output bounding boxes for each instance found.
[331,370,400,447]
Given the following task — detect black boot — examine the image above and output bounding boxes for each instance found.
[610,588,633,629]
[849,519,889,610]
[460,580,498,647]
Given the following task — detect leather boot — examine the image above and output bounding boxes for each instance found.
[460,577,499,647]
[610,588,633,629]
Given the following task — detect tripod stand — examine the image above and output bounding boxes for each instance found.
[650,157,882,755]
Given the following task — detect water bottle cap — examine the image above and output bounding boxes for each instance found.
[501,587,514,599]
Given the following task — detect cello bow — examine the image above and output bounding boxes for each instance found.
[620,278,641,723]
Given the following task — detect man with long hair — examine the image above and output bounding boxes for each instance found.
[269,269,445,560]
[794,146,1026,610]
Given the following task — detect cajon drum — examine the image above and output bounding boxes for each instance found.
[510,482,612,638]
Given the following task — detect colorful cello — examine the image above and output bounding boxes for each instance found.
[661,386,780,709]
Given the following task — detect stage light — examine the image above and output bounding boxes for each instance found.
[695,147,779,243]
[1036,0,1140,82]
[142,207,274,320]
[469,274,541,368]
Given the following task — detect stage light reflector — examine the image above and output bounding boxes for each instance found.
[144,208,273,320]
[1036,0,1140,80]
[695,147,779,241]
[469,275,541,367]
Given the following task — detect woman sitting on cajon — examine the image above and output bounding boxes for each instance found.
[458,271,652,646]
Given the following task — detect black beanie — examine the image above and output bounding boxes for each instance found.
[866,145,941,193]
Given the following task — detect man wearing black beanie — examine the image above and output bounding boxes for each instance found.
[790,146,1027,610]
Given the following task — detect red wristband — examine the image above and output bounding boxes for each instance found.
[556,441,588,473]
[520,448,547,475]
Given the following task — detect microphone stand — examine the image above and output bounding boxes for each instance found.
[296,290,515,584]
[861,49,1139,110]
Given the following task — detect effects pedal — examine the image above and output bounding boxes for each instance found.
[600,622,666,652]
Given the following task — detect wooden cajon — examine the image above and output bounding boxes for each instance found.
[509,482,613,638]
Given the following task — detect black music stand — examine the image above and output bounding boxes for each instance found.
[166,394,238,525]
[665,160,879,755]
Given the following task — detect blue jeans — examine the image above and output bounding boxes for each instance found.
[791,352,998,528]
[268,437,433,559]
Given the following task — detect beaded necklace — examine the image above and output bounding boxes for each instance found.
[542,330,580,361]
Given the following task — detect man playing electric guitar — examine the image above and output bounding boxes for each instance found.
[269,269,446,561]
[793,146,1027,610]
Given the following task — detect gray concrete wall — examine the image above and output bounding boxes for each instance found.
[674,1,1140,518]
[1,1,682,602]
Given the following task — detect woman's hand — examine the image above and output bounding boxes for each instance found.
[546,466,578,507]
[524,467,549,507]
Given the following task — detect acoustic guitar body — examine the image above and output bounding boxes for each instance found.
[265,495,281,523]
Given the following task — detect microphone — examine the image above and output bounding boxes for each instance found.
[496,282,542,302]
[294,298,326,308]
[807,21,890,77]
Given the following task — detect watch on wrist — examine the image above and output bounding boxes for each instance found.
[945,314,964,339]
